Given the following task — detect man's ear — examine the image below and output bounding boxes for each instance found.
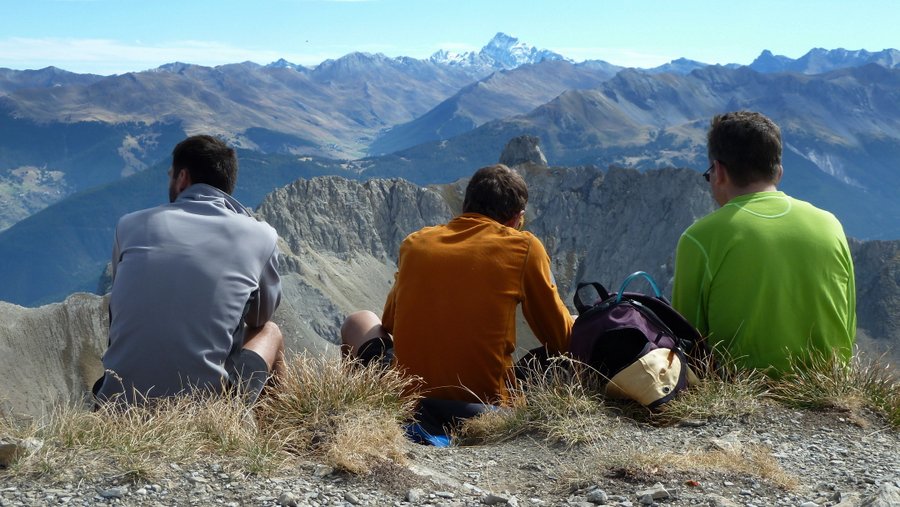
[503,210,525,229]
[175,168,192,193]
[774,164,784,185]
[713,161,726,184]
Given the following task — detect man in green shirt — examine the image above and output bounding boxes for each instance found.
[672,111,856,373]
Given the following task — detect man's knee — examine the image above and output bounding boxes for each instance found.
[243,321,284,372]
[341,310,385,351]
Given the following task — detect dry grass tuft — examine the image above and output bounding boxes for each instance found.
[1,355,418,480]
[568,440,798,490]
[768,351,900,428]
[457,359,615,446]
[2,394,289,481]
[655,363,768,425]
[255,354,417,474]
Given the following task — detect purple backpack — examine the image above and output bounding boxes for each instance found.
[570,272,708,408]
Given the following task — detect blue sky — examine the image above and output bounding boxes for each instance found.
[0,0,897,75]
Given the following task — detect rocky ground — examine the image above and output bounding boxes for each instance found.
[2,401,898,507]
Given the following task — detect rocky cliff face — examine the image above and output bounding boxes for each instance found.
[253,162,715,352]
[851,239,900,360]
[0,294,108,417]
[255,177,453,344]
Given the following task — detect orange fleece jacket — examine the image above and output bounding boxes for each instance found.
[383,213,573,404]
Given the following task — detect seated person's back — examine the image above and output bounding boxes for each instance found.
[672,111,856,373]
[95,135,284,403]
[343,164,573,404]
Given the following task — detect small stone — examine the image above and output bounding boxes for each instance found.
[722,481,735,487]
[435,491,455,499]
[482,492,509,505]
[278,491,298,507]
[799,502,819,507]
[586,489,608,504]
[639,494,654,505]
[740,490,752,496]
[705,494,740,507]
[314,465,334,477]
[635,483,669,500]
[859,482,900,507]
[406,488,424,503]
[136,488,148,495]
[0,438,25,467]
[99,486,127,499]
[344,491,360,504]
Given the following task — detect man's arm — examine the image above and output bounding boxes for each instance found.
[672,232,710,335]
[110,226,122,282]
[521,236,573,354]
[245,248,282,327]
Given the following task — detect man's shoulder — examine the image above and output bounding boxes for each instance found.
[116,203,170,227]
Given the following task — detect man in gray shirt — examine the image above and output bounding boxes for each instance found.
[94,135,284,404]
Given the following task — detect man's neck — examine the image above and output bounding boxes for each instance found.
[722,182,778,205]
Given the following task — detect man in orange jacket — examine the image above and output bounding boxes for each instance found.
[341,164,573,409]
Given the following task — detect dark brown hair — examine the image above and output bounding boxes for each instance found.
[171,135,238,194]
[462,164,528,223]
[708,111,782,187]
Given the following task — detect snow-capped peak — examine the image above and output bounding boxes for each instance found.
[429,32,568,71]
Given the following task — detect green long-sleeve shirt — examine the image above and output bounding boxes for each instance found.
[672,191,856,373]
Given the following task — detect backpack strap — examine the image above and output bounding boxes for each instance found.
[615,271,663,303]
[574,282,611,314]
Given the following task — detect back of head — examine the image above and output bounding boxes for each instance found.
[462,164,528,223]
[707,111,782,187]
[172,135,238,195]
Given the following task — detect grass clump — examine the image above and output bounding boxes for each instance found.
[570,440,798,490]
[256,354,418,474]
[2,394,288,481]
[768,351,900,428]
[655,362,768,425]
[1,355,419,481]
[457,359,615,446]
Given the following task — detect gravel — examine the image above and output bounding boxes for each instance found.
[1,402,898,506]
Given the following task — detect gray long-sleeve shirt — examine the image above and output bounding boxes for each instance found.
[97,184,281,402]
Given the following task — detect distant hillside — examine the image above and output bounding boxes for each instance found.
[0,33,577,232]
[358,65,900,239]
[369,59,621,155]
[1,58,475,161]
[750,48,900,74]
[0,66,104,95]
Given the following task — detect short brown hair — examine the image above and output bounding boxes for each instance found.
[707,111,782,187]
[172,135,238,195]
[462,164,528,223]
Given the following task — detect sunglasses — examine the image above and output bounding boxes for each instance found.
[703,162,714,182]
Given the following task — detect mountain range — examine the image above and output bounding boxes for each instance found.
[0,34,899,307]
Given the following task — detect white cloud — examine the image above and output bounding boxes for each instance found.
[0,37,338,74]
